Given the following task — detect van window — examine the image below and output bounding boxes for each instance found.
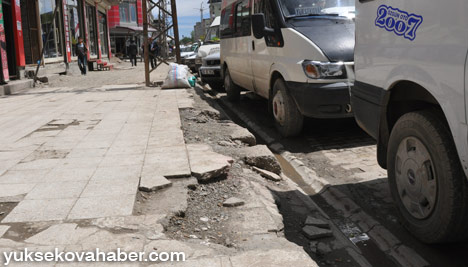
[235,0,251,37]
[278,0,355,19]
[254,0,282,47]
[221,4,235,38]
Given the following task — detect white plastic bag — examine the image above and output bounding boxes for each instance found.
[162,63,191,89]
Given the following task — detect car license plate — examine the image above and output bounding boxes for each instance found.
[202,70,215,75]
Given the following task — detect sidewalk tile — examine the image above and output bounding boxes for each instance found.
[90,165,142,181]
[66,148,108,158]
[80,178,139,197]
[60,157,103,169]
[99,154,145,167]
[11,159,62,171]
[0,183,36,198]
[25,181,87,200]
[44,167,96,182]
[2,198,76,223]
[143,146,191,178]
[67,195,135,220]
[0,169,50,184]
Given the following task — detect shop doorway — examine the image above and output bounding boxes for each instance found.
[2,0,17,78]
[21,0,41,65]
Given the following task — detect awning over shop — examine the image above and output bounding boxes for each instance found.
[111,26,158,35]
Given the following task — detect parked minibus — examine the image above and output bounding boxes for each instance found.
[353,0,468,243]
[221,0,355,137]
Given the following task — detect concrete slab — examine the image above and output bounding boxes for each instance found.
[0,226,10,238]
[139,175,172,192]
[187,144,233,181]
[80,178,139,197]
[90,165,142,181]
[147,129,185,149]
[67,195,136,220]
[25,181,87,200]
[229,249,318,267]
[25,223,98,245]
[0,183,36,197]
[10,159,63,171]
[2,80,33,95]
[43,167,97,182]
[2,198,76,223]
[99,154,145,167]
[143,145,191,178]
[66,148,108,158]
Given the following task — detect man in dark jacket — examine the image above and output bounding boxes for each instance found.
[76,37,88,75]
[128,39,138,67]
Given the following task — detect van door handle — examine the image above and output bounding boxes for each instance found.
[252,41,255,51]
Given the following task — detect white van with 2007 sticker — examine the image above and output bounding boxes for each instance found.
[353,0,468,243]
[221,0,355,137]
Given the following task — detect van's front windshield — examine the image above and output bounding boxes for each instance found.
[278,0,355,19]
[204,26,220,44]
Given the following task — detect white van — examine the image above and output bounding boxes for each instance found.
[195,17,221,72]
[353,1,468,243]
[220,0,355,137]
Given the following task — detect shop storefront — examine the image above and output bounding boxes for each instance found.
[0,0,115,84]
[0,0,24,81]
[66,0,84,59]
[38,0,64,62]
[98,11,109,58]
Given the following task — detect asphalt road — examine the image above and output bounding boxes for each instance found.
[215,91,468,267]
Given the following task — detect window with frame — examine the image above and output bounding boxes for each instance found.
[119,0,137,24]
[254,0,282,47]
[235,0,251,37]
[221,4,235,38]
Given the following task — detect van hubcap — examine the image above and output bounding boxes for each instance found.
[395,137,437,219]
[273,91,285,126]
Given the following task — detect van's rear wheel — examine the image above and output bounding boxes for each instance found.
[224,68,240,101]
[387,110,468,243]
[272,79,303,137]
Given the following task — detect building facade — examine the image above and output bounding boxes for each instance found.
[0,0,117,83]
[108,0,145,58]
[208,0,221,20]
[193,18,210,42]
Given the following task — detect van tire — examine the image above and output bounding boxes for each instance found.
[224,68,240,101]
[272,79,304,137]
[387,110,468,243]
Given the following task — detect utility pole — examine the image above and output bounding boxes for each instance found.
[143,0,181,86]
[142,0,150,86]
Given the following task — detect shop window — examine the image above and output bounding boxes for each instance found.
[67,0,83,57]
[39,0,63,59]
[86,4,98,56]
[119,0,137,24]
[98,12,108,57]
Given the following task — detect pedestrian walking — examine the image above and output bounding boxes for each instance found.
[150,38,158,69]
[128,39,138,67]
[76,37,88,75]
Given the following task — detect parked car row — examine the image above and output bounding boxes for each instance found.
[180,0,468,245]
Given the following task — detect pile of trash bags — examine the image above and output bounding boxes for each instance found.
[162,63,196,89]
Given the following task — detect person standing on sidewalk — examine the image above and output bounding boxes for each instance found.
[76,37,88,75]
[128,39,138,67]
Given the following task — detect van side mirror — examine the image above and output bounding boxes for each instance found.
[252,13,275,39]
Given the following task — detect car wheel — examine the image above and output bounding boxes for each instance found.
[224,68,240,101]
[208,82,225,92]
[387,110,468,243]
[271,79,304,137]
